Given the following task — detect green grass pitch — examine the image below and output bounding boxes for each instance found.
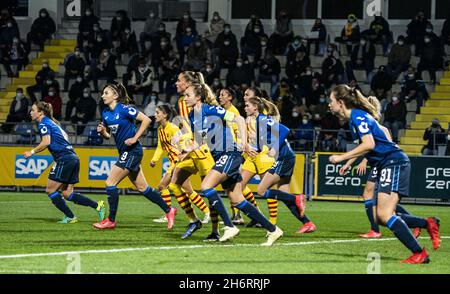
[0,192,448,274]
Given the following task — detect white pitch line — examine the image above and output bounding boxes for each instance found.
[0,236,447,260]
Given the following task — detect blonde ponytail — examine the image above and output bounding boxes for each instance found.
[332,84,380,122]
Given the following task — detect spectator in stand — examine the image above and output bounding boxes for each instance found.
[42,86,62,120]
[294,114,315,151]
[422,118,447,155]
[176,11,197,64]
[77,28,94,58]
[285,36,302,63]
[151,36,172,71]
[400,66,429,114]
[151,22,171,46]
[209,11,225,43]
[85,23,109,62]
[286,50,310,86]
[129,60,155,99]
[72,87,97,135]
[310,18,327,56]
[27,8,56,51]
[185,36,209,71]
[337,119,352,151]
[26,60,55,103]
[383,94,407,143]
[445,130,450,156]
[321,47,344,89]
[64,47,86,91]
[0,9,19,32]
[311,94,329,127]
[0,17,20,47]
[66,75,89,121]
[91,48,117,92]
[110,10,131,43]
[240,24,267,64]
[406,11,431,56]
[441,15,450,49]
[226,58,254,89]
[202,62,220,86]
[417,33,443,85]
[1,88,29,133]
[387,35,411,82]
[218,36,239,69]
[335,13,360,56]
[213,24,237,67]
[371,65,392,101]
[269,10,293,55]
[245,15,264,35]
[363,12,391,56]
[319,111,340,151]
[158,51,181,100]
[140,10,161,52]
[309,79,326,107]
[345,36,375,83]
[2,37,28,77]
[257,51,281,98]
[117,27,139,61]
[78,7,99,35]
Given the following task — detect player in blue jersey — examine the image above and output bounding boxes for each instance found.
[181,81,283,245]
[247,97,317,234]
[328,85,441,264]
[24,102,105,224]
[339,96,422,239]
[92,82,176,230]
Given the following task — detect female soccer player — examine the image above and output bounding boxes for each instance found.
[246,97,317,234]
[150,104,209,238]
[328,85,440,264]
[339,96,421,239]
[182,82,283,245]
[24,102,105,224]
[92,82,176,230]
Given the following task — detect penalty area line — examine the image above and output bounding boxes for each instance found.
[0,236,448,260]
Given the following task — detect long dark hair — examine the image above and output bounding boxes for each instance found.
[103,82,135,105]
[34,101,59,125]
[157,104,177,122]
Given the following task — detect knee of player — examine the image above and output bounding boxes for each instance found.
[45,187,56,195]
[158,183,167,191]
[257,187,268,197]
[61,190,73,199]
[201,182,213,191]
[375,211,390,226]
[105,178,116,188]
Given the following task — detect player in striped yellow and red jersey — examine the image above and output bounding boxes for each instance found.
[150,105,210,237]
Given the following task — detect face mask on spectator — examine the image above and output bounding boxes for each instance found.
[186,29,192,34]
[160,42,167,47]
[83,92,90,98]
[294,40,300,46]
[392,96,399,102]
[306,71,312,76]
[75,51,81,57]
[360,40,366,45]
[116,16,122,21]
[424,38,431,43]
[302,119,308,124]
[254,28,260,33]
[150,13,155,18]
[16,92,23,98]
[292,111,299,118]
[43,63,49,68]
[408,73,415,79]
[213,16,219,21]
[447,135,450,141]
[76,77,83,83]
[151,95,157,100]
[224,27,230,33]
[195,42,201,47]
[48,91,54,97]
[13,38,19,45]
[86,10,91,16]
[139,66,146,73]
[426,28,432,33]
[159,26,164,32]
[40,13,46,18]
[261,41,267,47]
[213,80,220,86]
[46,80,52,85]
[224,41,230,46]
[320,97,326,103]
[97,37,103,42]
[398,40,404,46]
[94,26,100,32]
[7,22,12,28]
[236,62,242,67]
[103,51,109,57]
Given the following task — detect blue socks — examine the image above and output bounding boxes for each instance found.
[235,200,276,232]
[203,188,233,227]
[397,213,428,229]
[395,204,410,215]
[386,215,422,253]
[68,192,98,209]
[364,199,380,232]
[264,189,310,224]
[106,186,119,221]
[48,192,75,218]
[143,186,170,213]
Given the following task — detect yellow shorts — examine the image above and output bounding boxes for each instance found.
[166,162,176,175]
[242,152,275,175]
[176,153,214,177]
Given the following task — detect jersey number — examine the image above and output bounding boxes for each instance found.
[120,152,128,161]
[379,168,392,184]
[216,155,229,167]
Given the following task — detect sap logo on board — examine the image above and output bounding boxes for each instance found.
[89,156,117,180]
[15,155,54,178]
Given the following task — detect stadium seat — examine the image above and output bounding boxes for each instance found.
[15,123,36,144]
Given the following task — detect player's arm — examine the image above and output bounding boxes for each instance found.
[380,125,393,141]
[24,135,50,158]
[97,122,111,139]
[150,133,164,167]
[339,157,358,176]
[125,111,151,146]
[329,134,375,164]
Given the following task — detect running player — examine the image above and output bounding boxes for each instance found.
[328,85,440,264]
[183,82,283,245]
[246,97,317,234]
[92,82,176,230]
[25,102,105,224]
[150,104,209,238]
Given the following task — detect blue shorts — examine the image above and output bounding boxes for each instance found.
[49,155,80,184]
[268,156,295,178]
[212,151,243,190]
[376,162,410,197]
[367,167,378,183]
[115,148,143,172]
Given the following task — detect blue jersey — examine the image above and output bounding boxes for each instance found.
[102,103,141,153]
[256,114,294,160]
[38,116,76,161]
[349,109,409,168]
[188,104,237,159]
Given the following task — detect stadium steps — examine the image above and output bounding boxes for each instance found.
[398,70,450,156]
[0,39,77,123]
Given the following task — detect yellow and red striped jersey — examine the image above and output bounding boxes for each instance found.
[151,122,182,164]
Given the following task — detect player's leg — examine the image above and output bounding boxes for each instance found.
[360,180,381,238]
[182,178,210,222]
[45,178,76,223]
[153,172,173,223]
[169,167,198,223]
[61,184,105,221]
